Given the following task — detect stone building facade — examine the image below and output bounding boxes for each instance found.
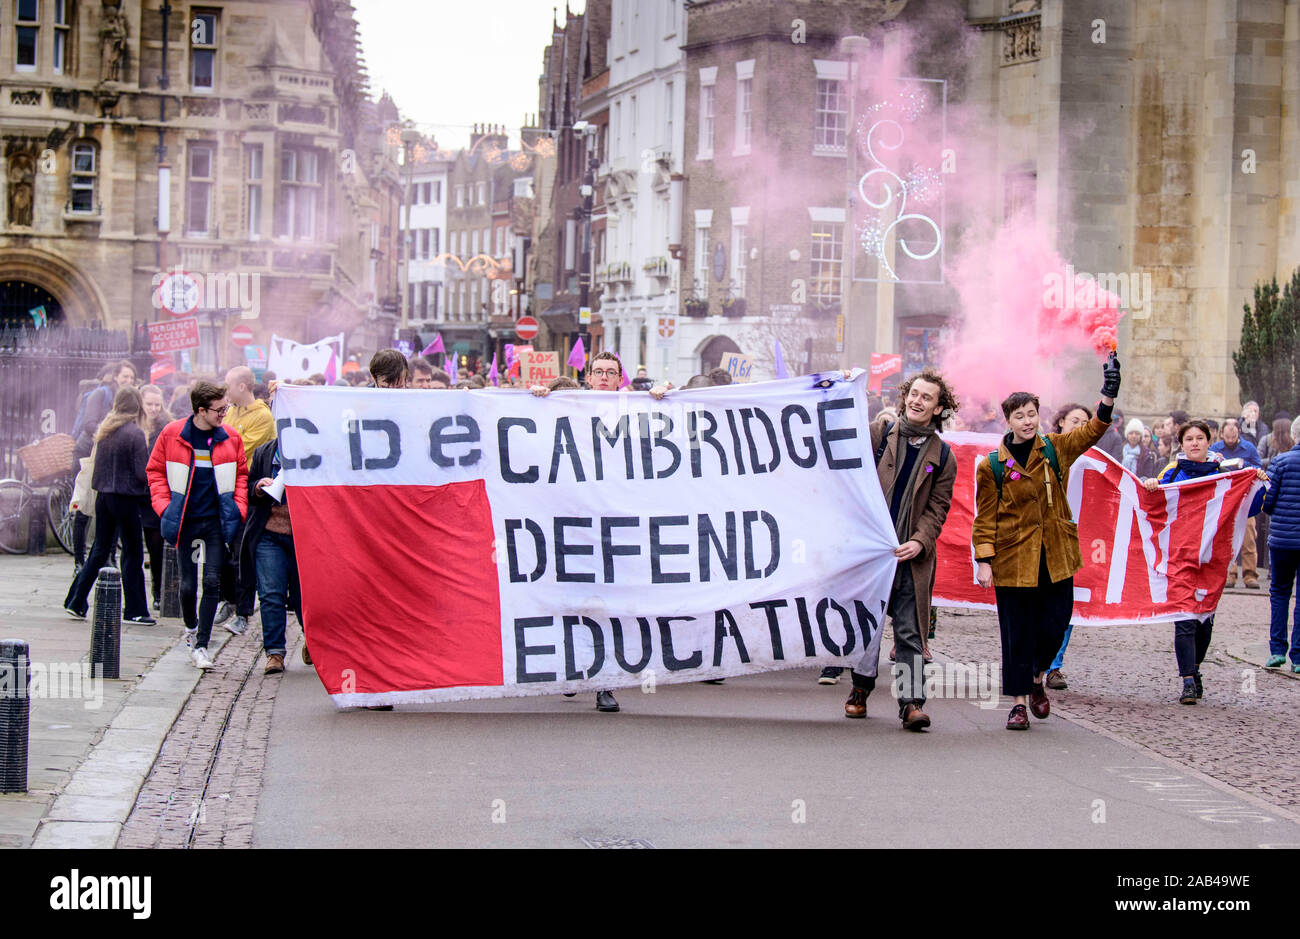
[671,0,1300,417]
[0,0,403,368]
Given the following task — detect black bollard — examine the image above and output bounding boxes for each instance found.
[90,567,121,680]
[26,489,46,555]
[161,543,180,619]
[0,639,29,793]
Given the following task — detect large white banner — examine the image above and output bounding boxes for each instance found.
[273,373,899,707]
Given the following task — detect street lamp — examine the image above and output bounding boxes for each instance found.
[399,122,421,333]
[839,35,871,369]
[574,122,599,343]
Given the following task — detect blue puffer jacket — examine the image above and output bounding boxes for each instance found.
[1264,444,1300,549]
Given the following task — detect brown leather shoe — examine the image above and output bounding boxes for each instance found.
[844,687,867,718]
[901,703,931,731]
[1028,682,1050,719]
[264,653,285,675]
[1244,578,1260,589]
[1006,704,1030,730]
[1225,575,1237,589]
[1046,668,1068,690]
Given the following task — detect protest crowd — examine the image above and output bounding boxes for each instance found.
[56,343,1300,732]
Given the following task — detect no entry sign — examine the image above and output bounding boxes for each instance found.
[231,324,254,346]
[515,316,539,341]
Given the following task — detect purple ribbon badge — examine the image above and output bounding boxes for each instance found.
[925,464,933,473]
[1010,471,1021,480]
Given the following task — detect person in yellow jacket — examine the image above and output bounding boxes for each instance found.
[219,365,277,635]
[972,352,1121,731]
[224,366,276,454]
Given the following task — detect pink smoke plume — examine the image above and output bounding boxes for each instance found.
[941,217,1125,409]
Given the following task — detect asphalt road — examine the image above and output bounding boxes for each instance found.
[253,660,1300,848]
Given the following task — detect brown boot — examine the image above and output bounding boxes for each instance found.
[1028,682,1050,719]
[1046,668,1068,690]
[264,653,285,675]
[844,687,867,718]
[901,703,931,731]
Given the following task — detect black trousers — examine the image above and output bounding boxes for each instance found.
[994,550,1074,697]
[64,492,149,619]
[177,516,225,649]
[220,550,257,617]
[142,523,163,604]
[1174,616,1214,677]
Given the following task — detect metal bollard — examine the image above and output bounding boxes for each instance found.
[0,639,29,793]
[26,489,46,555]
[90,567,121,680]
[161,542,181,619]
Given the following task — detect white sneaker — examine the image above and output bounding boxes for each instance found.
[226,615,248,636]
[184,628,197,649]
[191,647,215,669]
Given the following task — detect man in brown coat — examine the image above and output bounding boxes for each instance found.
[844,369,958,731]
[973,352,1122,730]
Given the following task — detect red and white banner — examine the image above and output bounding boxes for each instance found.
[274,374,899,707]
[933,433,1264,624]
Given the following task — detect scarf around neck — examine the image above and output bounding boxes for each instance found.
[884,419,936,543]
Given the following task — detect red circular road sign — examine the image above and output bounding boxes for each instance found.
[230,325,254,347]
[515,316,539,341]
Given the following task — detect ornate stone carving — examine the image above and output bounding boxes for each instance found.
[1002,16,1041,64]
[278,102,327,125]
[99,0,128,83]
[10,90,41,106]
[7,149,36,227]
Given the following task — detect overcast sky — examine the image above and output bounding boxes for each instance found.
[353,0,587,151]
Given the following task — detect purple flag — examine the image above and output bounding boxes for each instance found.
[445,350,456,376]
[619,363,631,389]
[490,352,499,387]
[567,337,586,371]
[422,334,445,356]
[774,339,790,380]
[504,343,517,368]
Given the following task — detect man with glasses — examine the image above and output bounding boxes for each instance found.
[147,381,249,669]
[529,349,626,711]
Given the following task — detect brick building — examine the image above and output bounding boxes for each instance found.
[0,0,404,369]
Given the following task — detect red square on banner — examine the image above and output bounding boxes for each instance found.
[289,480,503,694]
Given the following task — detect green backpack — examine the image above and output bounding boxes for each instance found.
[988,435,1062,499]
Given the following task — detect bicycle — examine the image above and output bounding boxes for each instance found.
[0,476,34,554]
[0,434,80,555]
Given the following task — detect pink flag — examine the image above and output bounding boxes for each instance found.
[504,343,517,368]
[445,350,456,376]
[324,348,337,383]
[422,334,445,356]
[567,337,586,371]
[619,364,631,389]
[490,353,499,387]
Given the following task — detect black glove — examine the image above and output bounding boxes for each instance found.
[1100,351,1121,399]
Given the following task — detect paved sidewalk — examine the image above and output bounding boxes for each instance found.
[0,554,226,848]
[932,585,1300,817]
